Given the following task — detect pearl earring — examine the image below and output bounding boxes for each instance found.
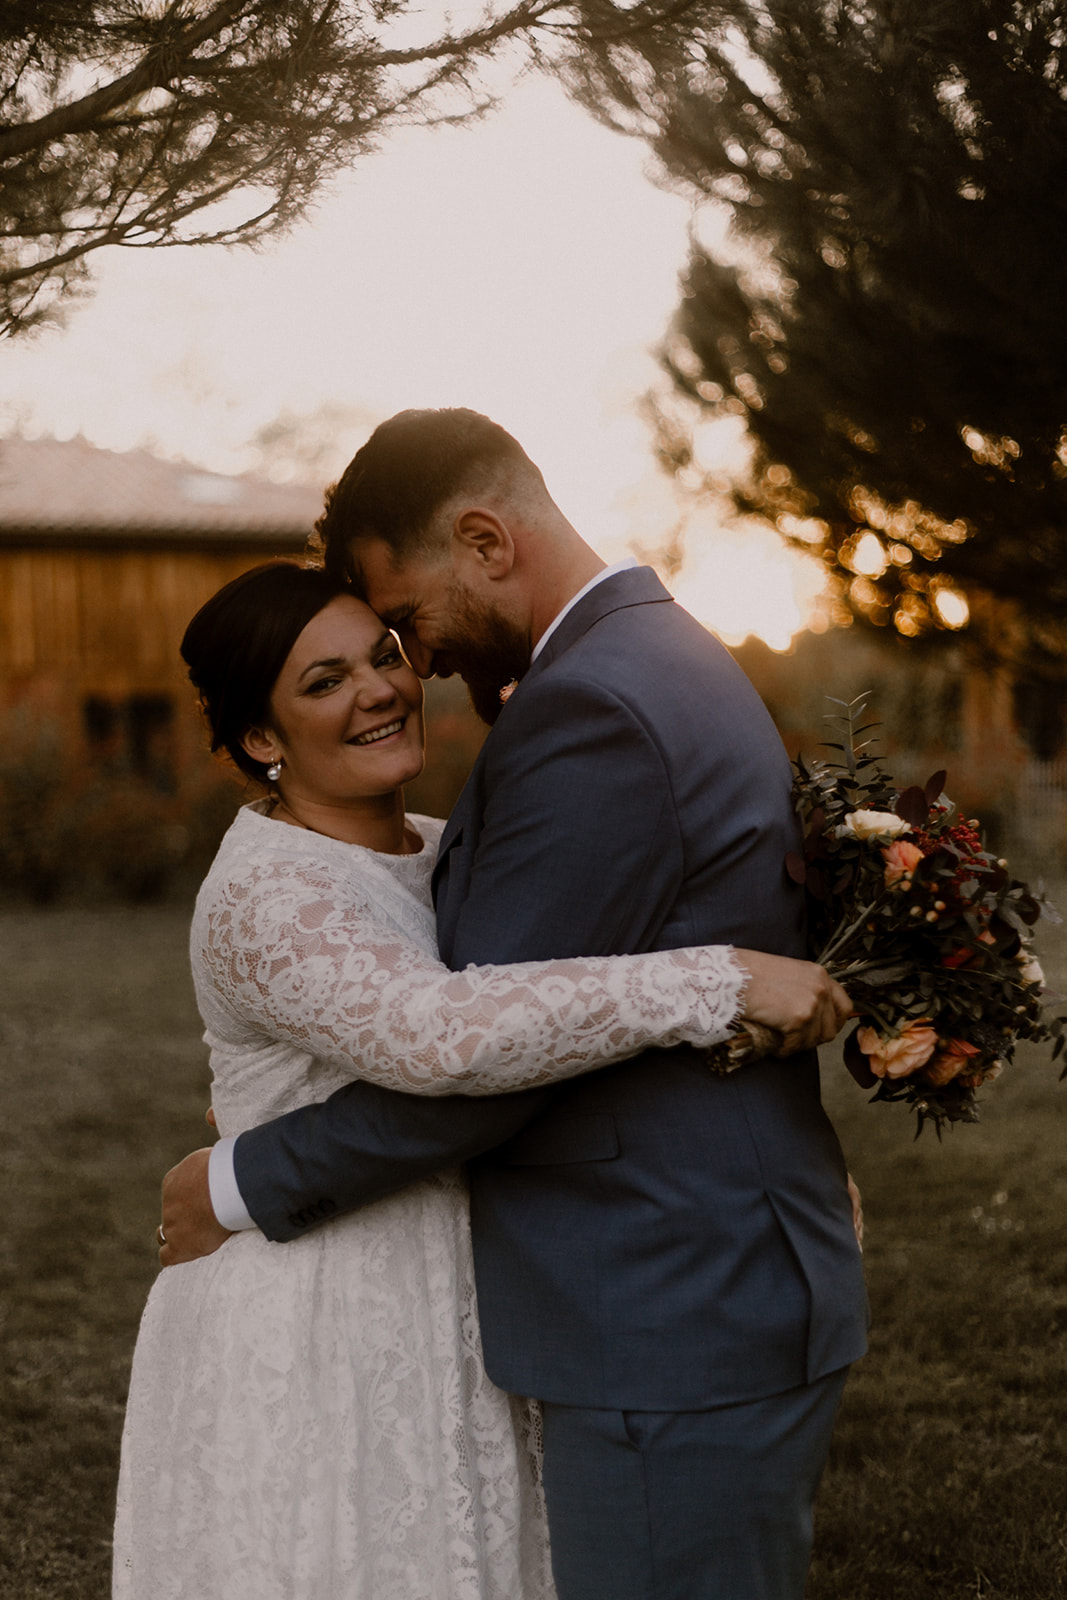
[266,757,282,782]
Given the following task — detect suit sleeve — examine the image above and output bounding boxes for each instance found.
[446,674,684,966]
[234,1078,555,1241]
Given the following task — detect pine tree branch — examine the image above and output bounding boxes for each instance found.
[0,0,249,162]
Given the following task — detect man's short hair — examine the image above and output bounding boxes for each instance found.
[315,408,539,583]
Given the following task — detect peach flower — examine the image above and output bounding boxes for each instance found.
[856,1020,939,1079]
[923,1037,982,1087]
[882,839,924,885]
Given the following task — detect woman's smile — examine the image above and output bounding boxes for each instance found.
[348,716,406,747]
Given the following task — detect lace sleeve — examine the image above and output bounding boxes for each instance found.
[203,857,746,1096]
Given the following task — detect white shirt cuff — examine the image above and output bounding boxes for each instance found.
[208,1136,257,1232]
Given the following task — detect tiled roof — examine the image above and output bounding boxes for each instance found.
[0,434,323,545]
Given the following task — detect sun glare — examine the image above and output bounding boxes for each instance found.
[670,517,825,652]
[932,587,970,629]
[851,531,888,577]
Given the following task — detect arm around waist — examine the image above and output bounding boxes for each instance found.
[233,1075,559,1241]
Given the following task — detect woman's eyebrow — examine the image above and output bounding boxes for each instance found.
[296,655,347,682]
[296,634,394,682]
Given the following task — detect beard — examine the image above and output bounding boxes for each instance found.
[442,586,530,727]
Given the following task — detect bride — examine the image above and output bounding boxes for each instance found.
[113,561,850,1600]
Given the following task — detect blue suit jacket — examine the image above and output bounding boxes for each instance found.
[235,567,868,1409]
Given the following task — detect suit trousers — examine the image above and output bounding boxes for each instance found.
[539,1367,849,1600]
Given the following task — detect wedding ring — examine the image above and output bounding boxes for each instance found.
[157,1224,167,1247]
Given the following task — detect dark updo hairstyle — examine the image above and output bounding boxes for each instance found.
[181,561,349,781]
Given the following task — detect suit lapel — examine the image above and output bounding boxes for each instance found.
[431,565,674,921]
[522,564,674,686]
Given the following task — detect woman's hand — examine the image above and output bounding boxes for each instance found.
[732,950,853,1056]
[847,1173,864,1251]
[158,1149,233,1267]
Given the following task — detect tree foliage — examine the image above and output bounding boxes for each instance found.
[0,0,684,335]
[564,1,1067,671]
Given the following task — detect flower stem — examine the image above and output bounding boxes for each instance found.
[816,896,887,966]
[851,998,896,1035]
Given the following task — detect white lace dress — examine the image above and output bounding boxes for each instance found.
[113,803,746,1600]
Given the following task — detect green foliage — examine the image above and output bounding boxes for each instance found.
[565,1,1067,668]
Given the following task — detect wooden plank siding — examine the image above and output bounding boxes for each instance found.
[1,543,305,688]
[0,539,308,772]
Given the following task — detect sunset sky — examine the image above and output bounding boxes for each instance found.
[0,70,823,649]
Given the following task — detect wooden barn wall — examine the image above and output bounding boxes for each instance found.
[0,544,305,767]
[0,546,305,691]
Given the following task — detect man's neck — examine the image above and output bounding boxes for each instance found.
[526,543,607,653]
[530,555,638,662]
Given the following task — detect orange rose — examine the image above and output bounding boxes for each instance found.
[882,839,924,885]
[856,1020,938,1079]
[923,1037,982,1087]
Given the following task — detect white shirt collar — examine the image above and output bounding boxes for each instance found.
[530,557,639,663]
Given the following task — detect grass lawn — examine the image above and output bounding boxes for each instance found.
[1,900,1066,1598]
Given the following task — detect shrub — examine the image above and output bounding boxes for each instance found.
[0,710,242,904]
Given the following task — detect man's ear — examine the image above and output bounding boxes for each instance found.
[240,724,278,768]
[451,508,516,580]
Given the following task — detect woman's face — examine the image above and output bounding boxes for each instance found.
[250,595,425,804]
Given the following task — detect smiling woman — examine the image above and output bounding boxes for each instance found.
[240,596,426,851]
[181,561,426,856]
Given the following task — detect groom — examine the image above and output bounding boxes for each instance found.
[163,408,868,1599]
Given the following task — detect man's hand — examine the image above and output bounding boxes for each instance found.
[158,1148,233,1267]
[733,949,853,1056]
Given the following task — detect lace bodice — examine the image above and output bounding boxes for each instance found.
[191,803,747,1137]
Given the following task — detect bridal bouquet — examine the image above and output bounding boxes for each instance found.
[719,695,1064,1134]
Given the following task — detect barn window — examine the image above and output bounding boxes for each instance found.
[84,695,120,750]
[128,695,175,786]
[83,693,176,789]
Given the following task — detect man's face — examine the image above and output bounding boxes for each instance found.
[354,537,529,725]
